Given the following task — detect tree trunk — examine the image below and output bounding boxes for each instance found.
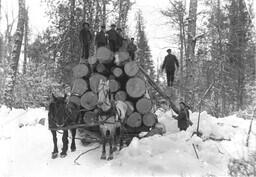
[72,64,90,78]
[3,0,25,108]
[23,8,28,74]
[71,78,88,96]
[80,91,98,110]
[136,97,152,114]
[126,77,146,98]
[185,0,198,107]
[115,90,127,101]
[142,112,156,127]
[124,61,139,77]
[126,112,142,128]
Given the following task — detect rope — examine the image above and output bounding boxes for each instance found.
[74,144,101,165]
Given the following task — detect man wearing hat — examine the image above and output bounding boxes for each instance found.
[127,38,137,60]
[173,102,193,131]
[95,25,107,48]
[106,24,119,52]
[116,27,124,50]
[79,22,92,59]
[161,49,179,87]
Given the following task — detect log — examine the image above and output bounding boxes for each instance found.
[89,73,107,93]
[114,51,130,65]
[80,91,98,110]
[136,98,152,114]
[83,111,98,126]
[115,90,127,101]
[96,47,113,63]
[125,101,134,116]
[72,64,90,78]
[124,61,139,77]
[71,79,88,96]
[112,67,123,78]
[126,77,146,98]
[142,112,157,127]
[109,79,120,93]
[88,56,97,65]
[69,95,80,106]
[126,112,142,128]
[96,63,107,74]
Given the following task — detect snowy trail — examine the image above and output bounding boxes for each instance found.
[0,106,256,177]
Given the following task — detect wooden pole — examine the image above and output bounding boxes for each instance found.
[246,108,256,147]
[196,82,215,136]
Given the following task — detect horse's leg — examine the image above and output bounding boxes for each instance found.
[119,127,124,151]
[60,130,69,158]
[101,137,107,160]
[108,136,114,160]
[51,130,58,159]
[70,128,76,152]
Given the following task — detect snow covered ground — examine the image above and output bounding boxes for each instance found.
[0,106,255,177]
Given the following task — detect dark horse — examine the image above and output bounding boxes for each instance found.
[97,80,128,160]
[48,93,80,159]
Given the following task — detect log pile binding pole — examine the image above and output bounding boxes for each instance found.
[138,65,180,114]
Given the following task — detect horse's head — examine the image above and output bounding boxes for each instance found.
[97,80,111,112]
[49,93,67,128]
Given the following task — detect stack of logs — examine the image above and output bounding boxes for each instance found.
[69,46,157,131]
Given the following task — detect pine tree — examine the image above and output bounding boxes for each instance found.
[135,10,156,81]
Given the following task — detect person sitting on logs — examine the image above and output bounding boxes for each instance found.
[79,22,92,59]
[173,102,193,131]
[106,24,119,52]
[161,49,179,87]
[95,25,107,48]
[127,38,137,61]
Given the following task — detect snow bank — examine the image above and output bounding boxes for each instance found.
[0,106,255,177]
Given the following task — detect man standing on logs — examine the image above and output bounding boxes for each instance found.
[161,49,179,87]
[116,28,124,51]
[106,24,119,52]
[173,102,193,131]
[127,38,137,61]
[95,25,107,48]
[79,22,92,59]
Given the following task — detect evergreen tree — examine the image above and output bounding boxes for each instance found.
[135,10,156,81]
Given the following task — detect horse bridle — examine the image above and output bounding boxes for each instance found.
[49,101,71,128]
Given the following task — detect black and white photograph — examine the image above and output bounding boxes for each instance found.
[0,0,256,176]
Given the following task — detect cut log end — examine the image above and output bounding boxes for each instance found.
[71,79,88,96]
[80,91,98,110]
[126,112,142,128]
[126,77,146,98]
[143,112,157,127]
[136,98,152,114]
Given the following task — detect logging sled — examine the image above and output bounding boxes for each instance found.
[48,46,179,159]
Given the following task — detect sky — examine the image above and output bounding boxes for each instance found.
[1,0,256,69]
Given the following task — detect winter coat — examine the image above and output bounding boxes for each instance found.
[127,42,137,52]
[162,54,179,72]
[95,31,107,46]
[176,108,190,131]
[106,29,119,41]
[79,28,92,45]
[116,33,124,49]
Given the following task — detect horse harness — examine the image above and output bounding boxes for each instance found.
[49,101,74,128]
[98,106,119,125]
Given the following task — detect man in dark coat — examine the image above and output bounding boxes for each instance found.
[173,102,193,131]
[127,38,137,60]
[116,28,124,51]
[161,49,179,87]
[106,24,119,52]
[95,25,107,48]
[79,22,92,59]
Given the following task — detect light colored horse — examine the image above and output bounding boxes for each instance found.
[97,80,127,160]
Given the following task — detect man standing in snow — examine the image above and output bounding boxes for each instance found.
[161,49,179,87]
[79,22,92,59]
[173,102,193,131]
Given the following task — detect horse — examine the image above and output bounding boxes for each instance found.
[97,80,128,160]
[48,93,80,159]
